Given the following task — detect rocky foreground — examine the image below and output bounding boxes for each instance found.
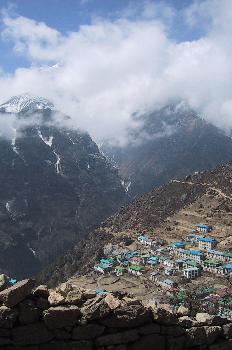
[0,279,231,349]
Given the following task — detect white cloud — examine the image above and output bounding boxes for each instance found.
[0,0,232,145]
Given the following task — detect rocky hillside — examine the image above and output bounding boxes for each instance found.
[102,102,232,198]
[39,162,232,286]
[0,94,125,279]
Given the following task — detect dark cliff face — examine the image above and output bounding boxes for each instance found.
[0,97,125,279]
[102,103,232,199]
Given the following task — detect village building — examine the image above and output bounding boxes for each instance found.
[198,237,218,250]
[128,264,142,276]
[182,259,200,269]
[94,262,112,274]
[169,241,185,250]
[183,267,199,279]
[202,260,222,274]
[223,264,232,276]
[130,256,142,265]
[147,256,159,265]
[196,224,213,233]
[186,233,204,243]
[164,267,178,276]
[174,248,204,262]
[114,266,124,276]
[138,235,149,245]
[163,259,177,268]
[206,250,232,263]
[155,278,178,290]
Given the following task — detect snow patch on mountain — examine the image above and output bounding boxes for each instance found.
[38,129,53,147]
[0,93,54,113]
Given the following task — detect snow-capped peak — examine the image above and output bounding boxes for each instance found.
[0,93,54,113]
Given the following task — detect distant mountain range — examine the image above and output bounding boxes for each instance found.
[102,102,232,198]
[0,94,125,279]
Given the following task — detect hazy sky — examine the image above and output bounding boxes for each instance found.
[0,0,232,144]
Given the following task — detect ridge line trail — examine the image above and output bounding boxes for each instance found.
[171,179,232,201]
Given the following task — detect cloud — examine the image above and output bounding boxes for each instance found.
[0,0,232,145]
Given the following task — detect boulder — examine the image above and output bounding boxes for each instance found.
[72,323,105,340]
[81,297,110,321]
[161,325,185,337]
[138,323,160,335]
[39,340,93,350]
[153,308,178,325]
[177,305,189,317]
[0,279,35,307]
[43,306,81,329]
[178,316,197,328]
[204,326,222,345]
[81,289,96,300]
[196,313,226,326]
[0,306,18,328]
[12,322,53,345]
[33,285,49,298]
[100,300,152,328]
[53,328,71,340]
[48,290,65,306]
[18,299,41,324]
[104,294,121,310]
[65,290,85,306]
[223,323,232,339]
[96,329,139,346]
[128,334,165,350]
[0,337,11,345]
[185,327,207,347]
[36,296,50,310]
[0,274,10,292]
[210,340,232,350]
[166,336,185,350]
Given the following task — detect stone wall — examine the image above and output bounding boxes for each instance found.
[0,279,231,349]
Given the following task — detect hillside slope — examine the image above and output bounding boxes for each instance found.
[39,162,232,286]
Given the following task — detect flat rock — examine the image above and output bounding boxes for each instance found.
[81,297,110,321]
[48,290,65,306]
[128,334,165,350]
[100,300,152,328]
[96,329,139,346]
[39,340,93,350]
[72,323,105,340]
[12,322,53,345]
[33,285,49,298]
[0,279,34,307]
[196,313,226,326]
[18,299,41,324]
[104,294,121,310]
[204,326,222,345]
[223,323,232,339]
[185,327,207,347]
[0,306,18,328]
[43,306,81,329]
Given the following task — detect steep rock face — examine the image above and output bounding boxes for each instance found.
[0,95,125,279]
[102,103,232,198]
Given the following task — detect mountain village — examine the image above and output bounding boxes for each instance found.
[92,223,232,319]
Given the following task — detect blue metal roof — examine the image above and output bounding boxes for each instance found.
[171,241,185,247]
[198,237,217,243]
[197,224,211,229]
[189,250,203,256]
[138,235,148,240]
[224,264,232,270]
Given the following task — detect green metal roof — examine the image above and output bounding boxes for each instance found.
[129,264,142,271]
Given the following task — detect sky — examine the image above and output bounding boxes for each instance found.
[0,0,232,144]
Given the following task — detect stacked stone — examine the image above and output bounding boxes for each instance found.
[0,279,231,349]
